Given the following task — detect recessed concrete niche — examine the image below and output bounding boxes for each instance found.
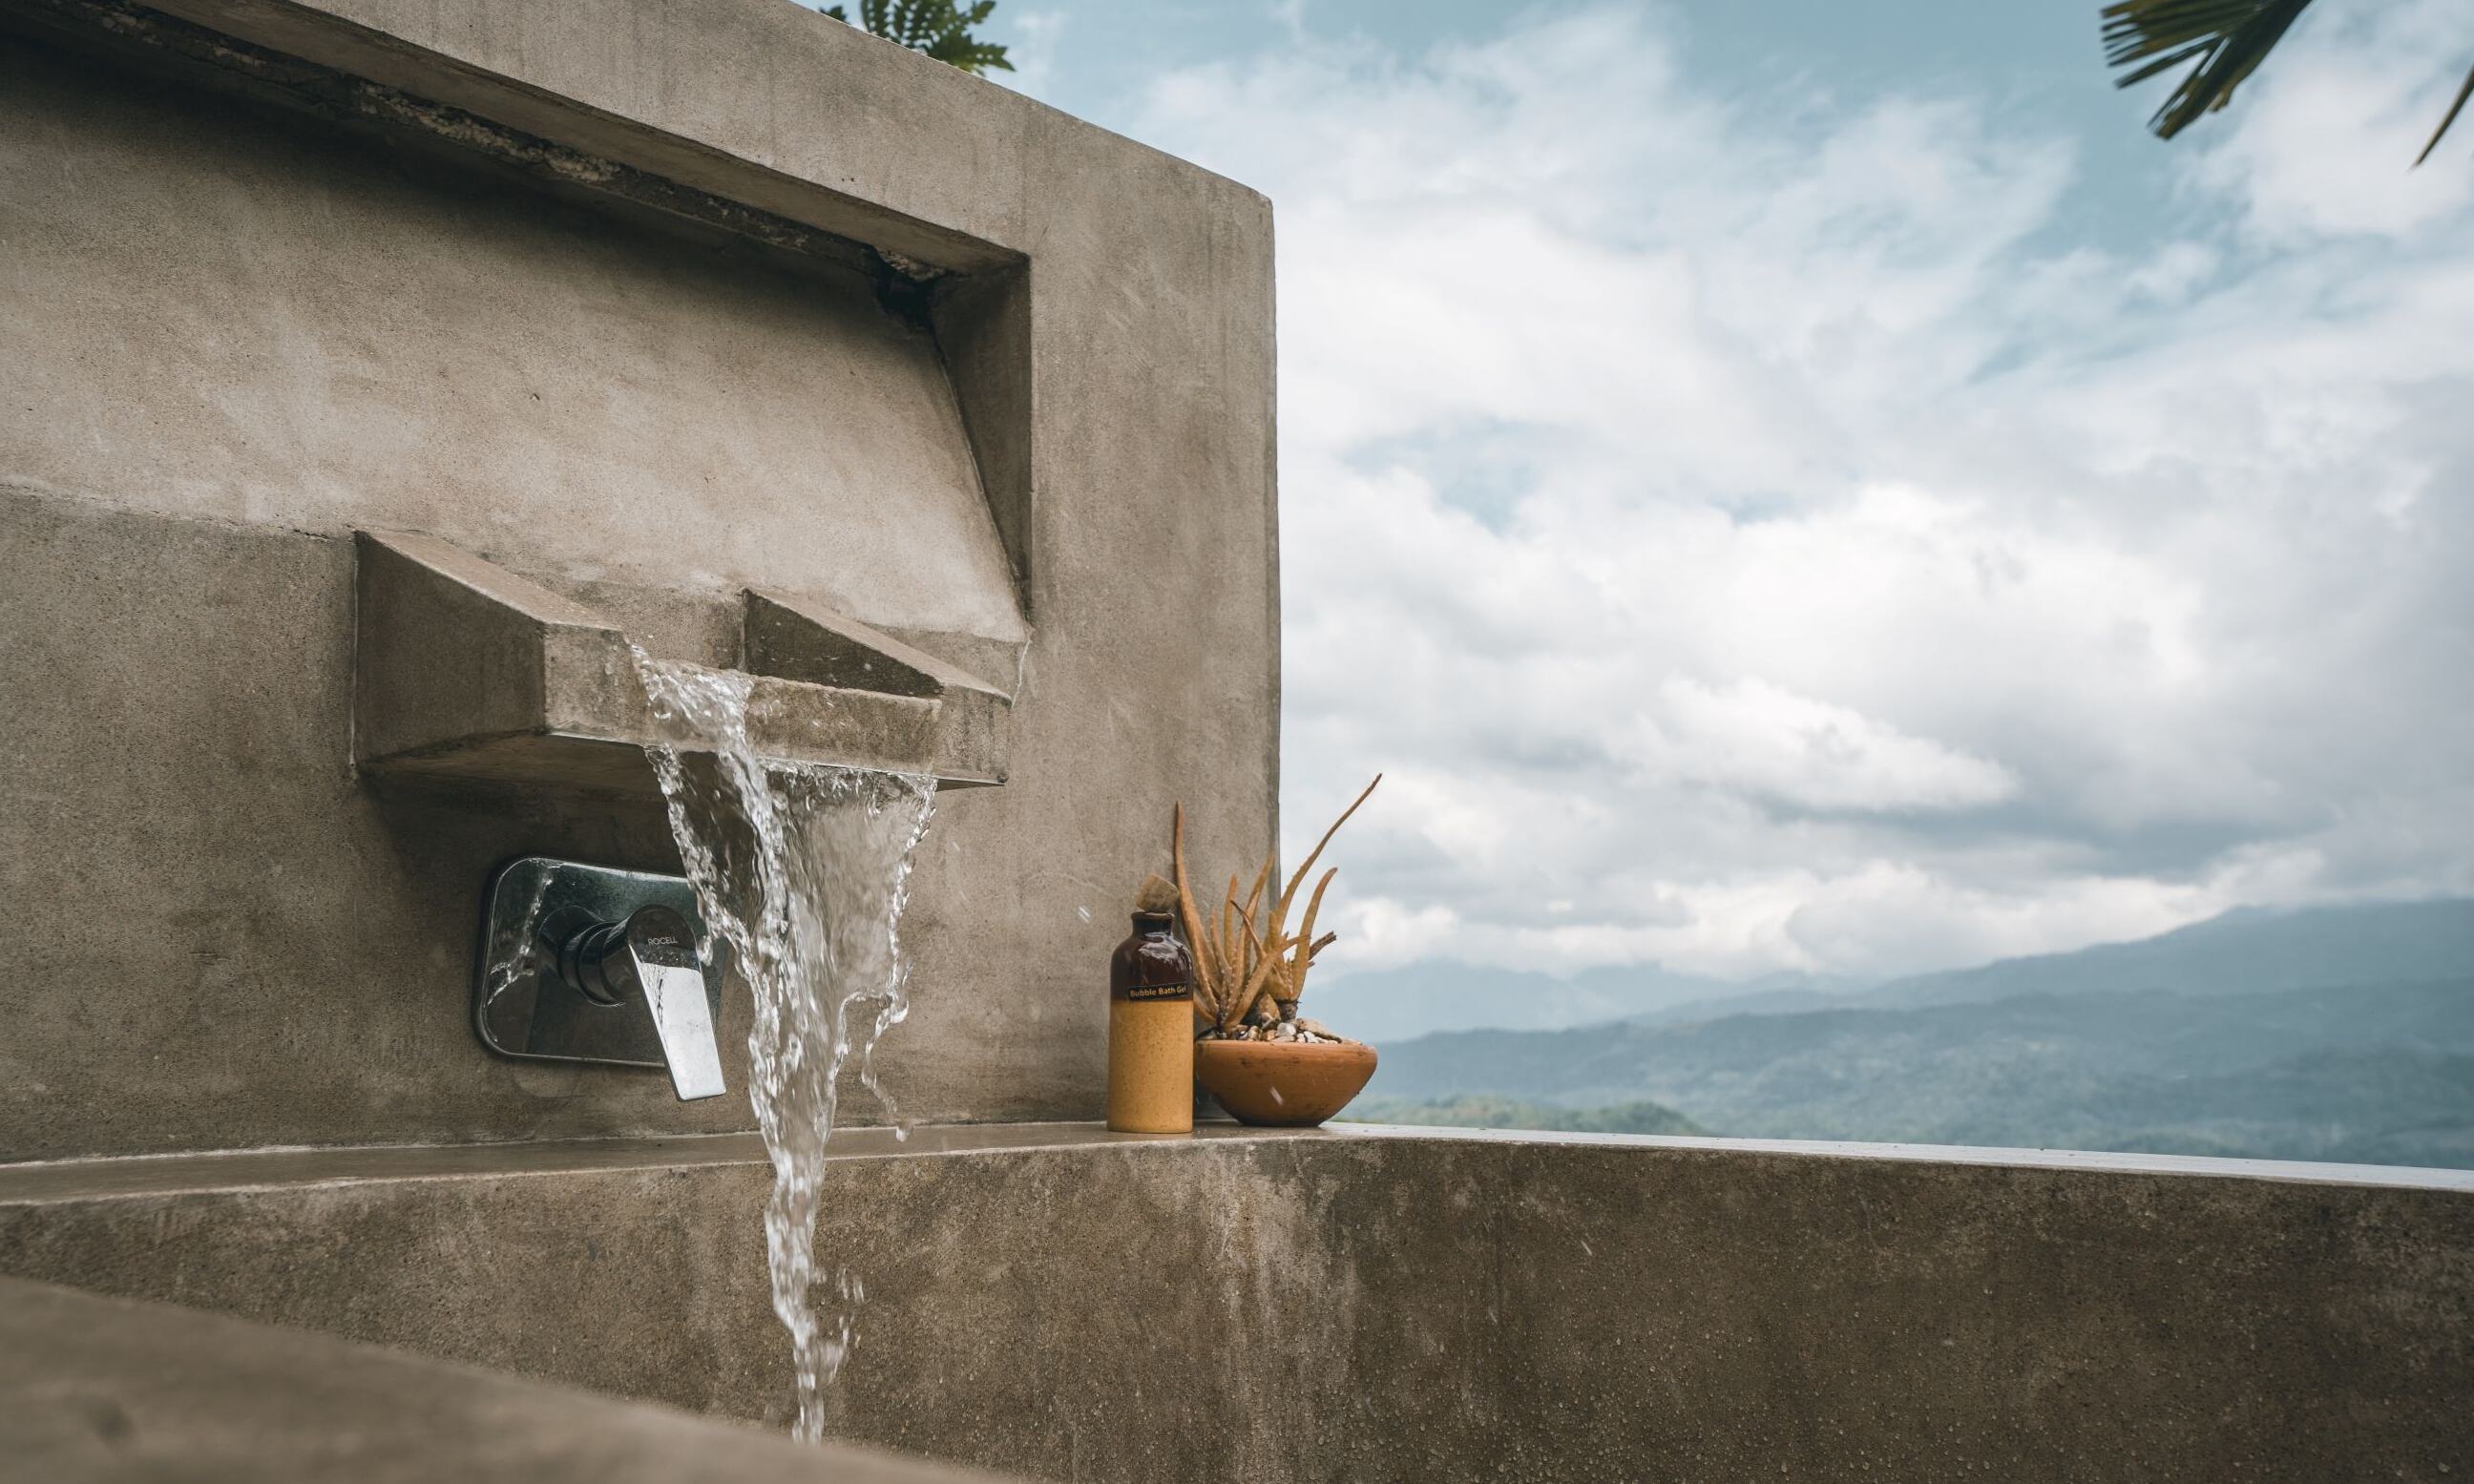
[353,531,1010,794]
[0,0,1277,1165]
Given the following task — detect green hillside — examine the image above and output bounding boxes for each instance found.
[1370,978,2474,1168]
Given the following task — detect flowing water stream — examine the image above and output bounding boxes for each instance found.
[634,649,938,1440]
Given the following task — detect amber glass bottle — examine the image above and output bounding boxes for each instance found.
[1107,909,1196,1133]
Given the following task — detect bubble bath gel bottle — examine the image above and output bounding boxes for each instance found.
[1107,875,1196,1133]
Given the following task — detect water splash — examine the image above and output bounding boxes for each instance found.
[478,867,554,1012]
[633,649,936,1440]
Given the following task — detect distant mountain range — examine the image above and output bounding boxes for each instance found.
[1859,898,2474,1009]
[1314,959,1864,1042]
[1354,899,2474,1170]
[1321,899,2474,1042]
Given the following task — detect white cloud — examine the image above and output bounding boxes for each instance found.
[1134,4,2474,984]
[1641,676,2018,815]
[991,8,1068,98]
[2181,0,2474,242]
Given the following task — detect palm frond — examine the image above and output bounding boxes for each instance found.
[2101,0,2316,139]
[2417,63,2474,167]
[2104,0,2472,164]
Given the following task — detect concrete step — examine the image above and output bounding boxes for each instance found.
[0,1273,1025,1484]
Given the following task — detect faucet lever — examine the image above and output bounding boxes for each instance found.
[561,904,727,1101]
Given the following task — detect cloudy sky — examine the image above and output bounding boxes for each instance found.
[954,0,2474,985]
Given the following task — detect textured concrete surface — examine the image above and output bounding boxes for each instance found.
[0,1275,1027,1483]
[0,0,1277,1159]
[3,1127,2466,1482]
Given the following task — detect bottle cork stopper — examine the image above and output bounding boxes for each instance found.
[1134,873,1180,914]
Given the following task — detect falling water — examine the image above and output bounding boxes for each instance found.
[633,648,937,1441]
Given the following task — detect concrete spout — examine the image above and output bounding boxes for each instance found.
[352,531,1010,793]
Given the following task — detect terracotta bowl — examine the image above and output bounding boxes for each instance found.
[1194,1038,1379,1127]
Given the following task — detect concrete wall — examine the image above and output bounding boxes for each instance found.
[3,1128,2466,1483]
[0,0,1278,1160]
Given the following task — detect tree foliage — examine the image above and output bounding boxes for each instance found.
[825,0,1013,75]
[2103,0,2473,164]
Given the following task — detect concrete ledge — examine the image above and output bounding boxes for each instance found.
[5,0,1042,271]
[4,1126,2466,1481]
[10,1119,2471,1206]
[0,1274,1024,1483]
[1337,1120,2474,1190]
[0,1123,1301,1205]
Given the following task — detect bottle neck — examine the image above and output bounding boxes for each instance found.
[1130,910,1176,933]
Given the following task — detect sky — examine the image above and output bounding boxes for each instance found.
[927,0,2474,987]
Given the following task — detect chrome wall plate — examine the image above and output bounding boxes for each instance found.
[474,857,729,1088]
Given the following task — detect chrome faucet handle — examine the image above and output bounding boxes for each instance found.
[558,905,727,1101]
[475,860,729,1098]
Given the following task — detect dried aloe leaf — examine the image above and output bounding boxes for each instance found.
[1226,908,1287,1031]
[1218,873,1241,983]
[1288,866,1339,1004]
[1242,849,1273,928]
[1172,803,1221,1013]
[1261,775,1380,971]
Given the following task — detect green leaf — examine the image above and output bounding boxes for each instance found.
[2102,0,2471,165]
[2099,0,2315,140]
[2416,63,2474,167]
[823,0,1012,75]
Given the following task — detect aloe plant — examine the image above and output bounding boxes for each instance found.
[1173,776,1381,1037]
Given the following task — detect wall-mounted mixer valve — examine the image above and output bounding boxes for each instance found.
[474,859,729,1102]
